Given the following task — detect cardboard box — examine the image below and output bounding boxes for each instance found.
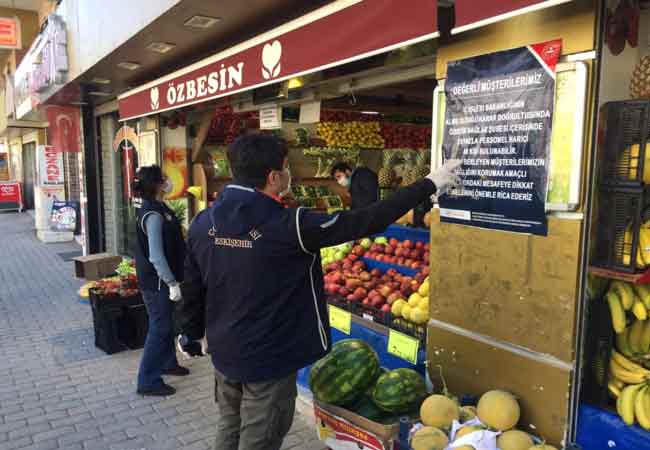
[314,401,400,450]
[73,253,122,281]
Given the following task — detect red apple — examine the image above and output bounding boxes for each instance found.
[403,240,413,249]
[348,254,359,262]
[370,268,381,277]
[342,261,353,270]
[376,255,385,262]
[421,267,430,276]
[379,285,393,297]
[381,304,391,313]
[385,245,395,255]
[395,248,404,257]
[415,273,426,283]
[411,262,421,269]
[387,269,398,277]
[397,257,405,265]
[423,251,430,261]
[339,287,350,297]
[359,271,371,282]
[363,298,371,306]
[353,245,365,256]
[371,296,386,307]
[387,292,401,305]
[415,241,424,250]
[354,287,367,298]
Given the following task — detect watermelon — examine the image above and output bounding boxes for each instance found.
[309,339,380,406]
[372,368,427,413]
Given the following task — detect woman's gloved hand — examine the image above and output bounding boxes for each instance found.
[177,335,206,359]
[427,159,463,200]
[169,284,182,302]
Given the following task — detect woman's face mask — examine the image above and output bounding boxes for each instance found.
[337,175,350,188]
[162,178,173,194]
[280,167,292,197]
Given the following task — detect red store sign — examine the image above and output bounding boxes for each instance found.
[452,0,574,34]
[118,0,439,120]
[0,182,23,211]
[38,145,64,186]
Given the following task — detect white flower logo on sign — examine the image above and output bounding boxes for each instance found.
[150,87,160,110]
[262,40,282,80]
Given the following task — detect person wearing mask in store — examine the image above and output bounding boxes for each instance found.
[174,134,461,450]
[330,161,379,209]
[132,165,188,397]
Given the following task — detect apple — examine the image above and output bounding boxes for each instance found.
[375,237,388,245]
[397,257,405,265]
[348,254,359,262]
[421,267,430,276]
[339,287,350,297]
[403,240,413,249]
[342,261,353,270]
[359,271,371,282]
[371,269,381,277]
[404,259,413,266]
[387,292,401,305]
[381,304,391,313]
[379,285,393,297]
[387,269,398,277]
[390,281,401,290]
[389,238,399,247]
[363,298,371,306]
[415,241,424,250]
[347,294,356,302]
[415,273,426,283]
[371,296,386,307]
[370,243,380,252]
[360,238,372,249]
[385,245,395,255]
[354,287,367,298]
[411,262,421,269]
[353,245,365,256]
[395,248,404,257]
[376,255,384,262]
[423,251,430,261]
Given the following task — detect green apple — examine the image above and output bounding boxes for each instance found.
[334,251,345,261]
[375,237,388,245]
[360,238,372,249]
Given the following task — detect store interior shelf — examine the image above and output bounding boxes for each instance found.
[588,265,650,284]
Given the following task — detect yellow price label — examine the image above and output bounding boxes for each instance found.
[387,330,419,364]
[329,305,351,335]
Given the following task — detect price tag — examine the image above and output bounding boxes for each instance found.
[362,313,374,322]
[329,305,351,335]
[387,330,419,365]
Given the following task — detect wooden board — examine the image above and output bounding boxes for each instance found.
[428,211,582,363]
[427,323,572,446]
[436,0,597,79]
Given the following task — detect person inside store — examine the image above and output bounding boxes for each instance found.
[132,165,189,397]
[174,134,461,450]
[330,161,379,209]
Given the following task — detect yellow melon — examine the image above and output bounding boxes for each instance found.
[420,395,460,429]
[477,390,520,431]
[410,426,449,450]
[410,308,429,325]
[455,425,483,440]
[455,447,476,450]
[459,405,477,422]
[497,430,534,450]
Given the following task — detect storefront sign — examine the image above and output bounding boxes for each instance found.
[37,145,65,186]
[328,305,351,335]
[118,0,439,120]
[137,131,158,168]
[387,330,419,365]
[163,148,188,200]
[439,40,562,236]
[0,153,9,181]
[0,182,22,211]
[453,0,574,34]
[0,17,20,49]
[259,106,282,130]
[46,106,80,153]
[14,15,68,119]
[50,200,77,231]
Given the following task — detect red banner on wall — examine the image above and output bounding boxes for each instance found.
[453,0,573,34]
[118,0,439,121]
[46,105,81,152]
[0,182,22,209]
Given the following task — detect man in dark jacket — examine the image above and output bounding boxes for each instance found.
[176,134,461,450]
[331,162,379,209]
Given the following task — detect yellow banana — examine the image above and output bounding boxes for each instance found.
[612,350,650,373]
[607,290,628,334]
[612,281,635,311]
[634,284,650,310]
[633,300,648,321]
[611,377,626,389]
[608,380,622,399]
[630,319,647,353]
[636,386,650,430]
[617,328,635,357]
[641,320,650,354]
[610,359,650,384]
[617,328,634,357]
[619,383,644,425]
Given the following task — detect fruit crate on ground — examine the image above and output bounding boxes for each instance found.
[599,100,650,186]
[591,186,650,273]
[89,289,147,354]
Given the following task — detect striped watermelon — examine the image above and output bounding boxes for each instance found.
[372,368,427,413]
[309,339,380,406]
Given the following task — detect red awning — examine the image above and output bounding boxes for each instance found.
[118,0,438,121]
[452,0,573,35]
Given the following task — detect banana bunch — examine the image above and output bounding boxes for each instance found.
[607,281,650,334]
[619,221,650,268]
[609,350,650,429]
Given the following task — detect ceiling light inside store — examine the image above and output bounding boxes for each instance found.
[184,15,222,29]
[147,42,176,54]
[89,91,112,97]
[118,62,141,71]
[361,111,380,115]
[92,78,111,85]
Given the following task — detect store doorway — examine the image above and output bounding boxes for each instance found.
[22,142,36,210]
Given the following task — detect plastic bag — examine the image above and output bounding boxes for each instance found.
[447,418,500,450]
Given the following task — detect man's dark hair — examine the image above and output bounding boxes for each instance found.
[132,165,164,201]
[227,134,288,188]
[330,162,352,178]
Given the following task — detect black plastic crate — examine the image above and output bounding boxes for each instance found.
[91,305,129,354]
[326,295,351,311]
[591,186,649,273]
[600,100,650,185]
[390,317,427,344]
[581,297,614,408]
[123,304,149,350]
[89,288,143,310]
[350,302,391,326]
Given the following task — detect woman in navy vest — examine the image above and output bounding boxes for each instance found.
[132,165,188,397]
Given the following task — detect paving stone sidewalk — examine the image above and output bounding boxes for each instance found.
[0,212,323,450]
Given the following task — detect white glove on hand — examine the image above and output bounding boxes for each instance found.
[177,335,206,359]
[427,159,463,199]
[169,284,182,302]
